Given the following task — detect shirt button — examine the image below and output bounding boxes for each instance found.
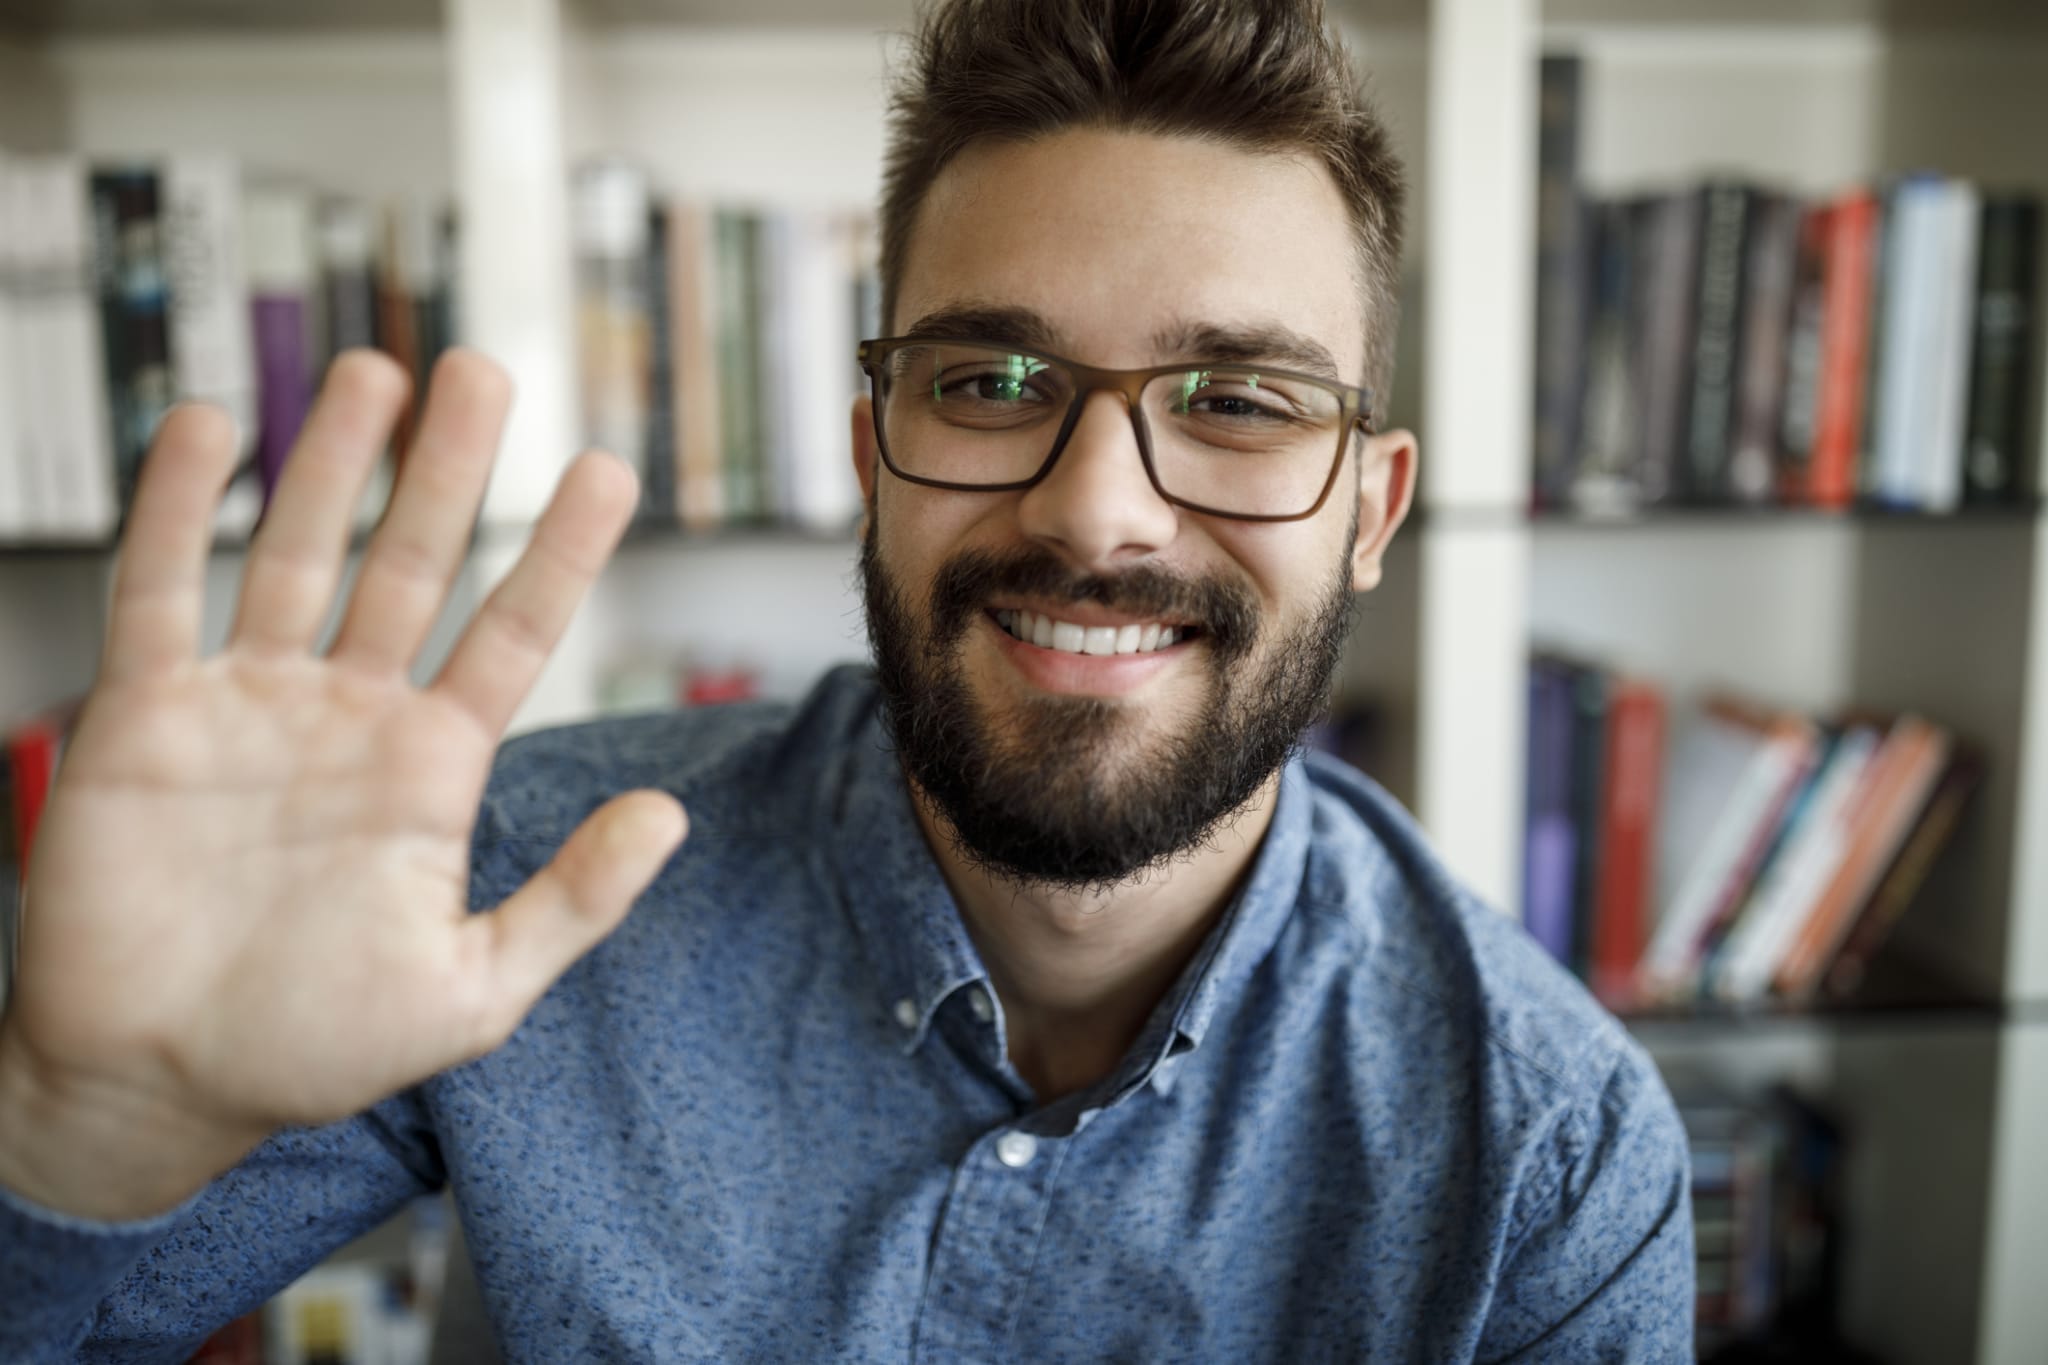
[893,998,919,1030]
[967,985,995,1024]
[995,1132,1039,1169]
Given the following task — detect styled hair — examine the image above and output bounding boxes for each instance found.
[878,0,1407,402]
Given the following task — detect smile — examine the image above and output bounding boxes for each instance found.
[994,609,1186,656]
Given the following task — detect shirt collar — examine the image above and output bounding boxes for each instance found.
[827,681,1314,1072]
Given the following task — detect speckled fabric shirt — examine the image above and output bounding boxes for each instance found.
[4,664,1693,1363]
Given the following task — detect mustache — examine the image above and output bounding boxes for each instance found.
[924,544,1260,663]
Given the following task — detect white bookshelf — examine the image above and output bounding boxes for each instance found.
[2,1,2047,1361]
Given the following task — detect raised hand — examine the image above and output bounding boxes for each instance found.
[0,349,686,1221]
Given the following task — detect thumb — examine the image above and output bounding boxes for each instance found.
[463,789,688,1052]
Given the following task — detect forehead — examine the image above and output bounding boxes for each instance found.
[895,127,1366,381]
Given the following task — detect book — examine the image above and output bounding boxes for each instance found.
[642,203,677,524]
[1868,175,1945,508]
[1531,53,1589,512]
[316,196,380,357]
[1727,192,1800,505]
[1681,181,1754,502]
[1820,748,1981,1001]
[1773,714,1953,1000]
[163,155,258,449]
[1806,190,1879,510]
[90,165,175,520]
[668,199,724,530]
[244,184,316,510]
[1915,179,1982,513]
[1634,189,1702,507]
[1564,661,1610,977]
[1569,198,1643,516]
[1641,701,1819,1000]
[1588,677,1665,1008]
[572,160,654,491]
[1709,723,1882,1002]
[1522,658,1580,967]
[21,157,118,541]
[1962,195,2040,503]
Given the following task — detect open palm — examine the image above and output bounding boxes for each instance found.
[1,350,684,1214]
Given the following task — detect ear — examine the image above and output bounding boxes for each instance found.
[851,393,880,538]
[1350,427,1417,593]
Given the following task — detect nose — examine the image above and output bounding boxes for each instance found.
[1015,389,1180,571]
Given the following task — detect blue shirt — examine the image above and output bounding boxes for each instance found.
[3,664,1694,1362]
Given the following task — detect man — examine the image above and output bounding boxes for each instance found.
[0,0,1693,1359]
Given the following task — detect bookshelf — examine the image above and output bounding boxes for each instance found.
[1,0,2045,1361]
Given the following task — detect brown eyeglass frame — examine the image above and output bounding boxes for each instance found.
[855,335,1376,523]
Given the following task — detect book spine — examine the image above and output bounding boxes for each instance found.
[1870,178,1942,508]
[1808,192,1878,509]
[1821,750,1980,1001]
[244,186,315,507]
[1728,193,1799,505]
[1565,663,1609,978]
[163,155,257,443]
[1522,660,1579,966]
[1682,181,1753,502]
[1775,203,1829,504]
[1640,719,1814,998]
[1918,180,1982,513]
[1712,725,1880,1002]
[90,166,175,520]
[715,210,762,522]
[0,152,20,539]
[671,200,724,530]
[786,212,863,531]
[1531,54,1588,512]
[1589,679,1664,1008]
[1635,190,1702,506]
[1570,198,1645,517]
[375,202,423,462]
[316,197,380,357]
[38,158,118,540]
[572,161,652,492]
[1962,196,2040,502]
[641,203,676,526]
[1776,719,1952,999]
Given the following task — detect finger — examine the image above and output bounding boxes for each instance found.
[328,350,512,675]
[430,450,639,737]
[102,404,243,683]
[462,791,687,1051]
[228,349,410,655]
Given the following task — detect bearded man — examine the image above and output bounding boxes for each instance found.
[0,0,1692,1359]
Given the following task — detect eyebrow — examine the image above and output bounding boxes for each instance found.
[899,302,1350,386]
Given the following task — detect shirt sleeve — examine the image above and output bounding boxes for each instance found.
[1476,1043,1697,1364]
[0,1086,442,1364]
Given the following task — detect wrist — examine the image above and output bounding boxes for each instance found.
[0,1026,264,1223]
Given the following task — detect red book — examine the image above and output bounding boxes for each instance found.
[5,718,61,876]
[1589,679,1665,1009]
[1808,190,1879,508]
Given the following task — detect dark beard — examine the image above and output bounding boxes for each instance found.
[861,527,1357,894]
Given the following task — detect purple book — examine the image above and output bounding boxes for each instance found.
[244,188,316,509]
[1523,660,1580,964]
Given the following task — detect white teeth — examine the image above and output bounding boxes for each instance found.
[997,609,1184,656]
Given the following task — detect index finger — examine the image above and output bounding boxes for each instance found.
[101,404,242,684]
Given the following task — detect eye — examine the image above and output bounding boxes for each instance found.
[1168,371,1307,424]
[933,355,1058,406]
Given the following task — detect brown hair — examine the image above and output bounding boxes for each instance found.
[878,0,1407,401]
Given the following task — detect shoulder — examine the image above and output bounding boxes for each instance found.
[1293,750,1683,1172]
[472,664,884,851]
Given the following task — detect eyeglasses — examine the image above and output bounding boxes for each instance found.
[856,336,1374,522]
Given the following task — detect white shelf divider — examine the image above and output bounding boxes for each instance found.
[1416,0,1537,913]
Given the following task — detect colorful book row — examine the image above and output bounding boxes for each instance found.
[0,150,453,544]
[572,160,877,535]
[1523,655,1980,1010]
[1533,55,2039,516]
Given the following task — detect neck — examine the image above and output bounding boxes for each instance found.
[909,771,1282,1104]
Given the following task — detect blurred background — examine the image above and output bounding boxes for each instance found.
[0,0,2044,1362]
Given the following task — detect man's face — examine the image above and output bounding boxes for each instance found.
[856,127,1412,891]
